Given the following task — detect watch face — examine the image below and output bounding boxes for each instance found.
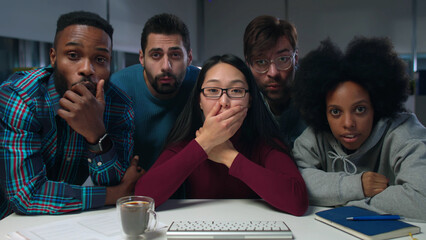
[88,133,108,153]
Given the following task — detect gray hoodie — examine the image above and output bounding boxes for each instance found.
[293,112,426,221]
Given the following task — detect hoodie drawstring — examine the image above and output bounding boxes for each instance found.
[328,151,357,175]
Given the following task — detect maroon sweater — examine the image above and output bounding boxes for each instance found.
[135,138,308,216]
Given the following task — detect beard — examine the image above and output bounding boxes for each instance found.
[145,71,183,95]
[53,64,109,97]
[53,65,69,97]
[262,68,295,102]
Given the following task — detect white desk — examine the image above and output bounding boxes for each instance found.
[0,199,424,239]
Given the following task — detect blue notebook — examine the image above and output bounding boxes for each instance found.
[315,206,420,240]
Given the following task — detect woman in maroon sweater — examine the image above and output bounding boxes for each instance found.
[135,54,308,216]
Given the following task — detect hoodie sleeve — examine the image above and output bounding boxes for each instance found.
[293,128,365,206]
[346,113,426,222]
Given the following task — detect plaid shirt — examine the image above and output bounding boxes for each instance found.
[0,66,134,219]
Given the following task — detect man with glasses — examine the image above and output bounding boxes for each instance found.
[243,15,306,148]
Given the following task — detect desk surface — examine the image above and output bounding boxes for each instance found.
[0,199,424,239]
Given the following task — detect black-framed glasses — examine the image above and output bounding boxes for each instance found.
[251,52,296,74]
[200,87,249,99]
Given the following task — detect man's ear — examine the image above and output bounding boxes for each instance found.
[49,48,56,67]
[294,49,299,66]
[139,50,145,67]
[187,49,193,66]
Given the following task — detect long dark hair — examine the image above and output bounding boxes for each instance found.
[165,54,289,155]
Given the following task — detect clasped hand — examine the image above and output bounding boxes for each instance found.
[57,80,106,144]
[361,171,389,197]
[105,155,145,205]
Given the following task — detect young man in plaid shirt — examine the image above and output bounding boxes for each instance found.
[0,11,143,219]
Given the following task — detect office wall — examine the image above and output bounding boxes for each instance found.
[293,0,426,56]
[203,0,426,59]
[0,0,105,44]
[0,0,198,58]
[1,0,424,61]
[202,0,287,60]
[108,0,198,55]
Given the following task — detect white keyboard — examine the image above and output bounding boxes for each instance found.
[166,220,293,239]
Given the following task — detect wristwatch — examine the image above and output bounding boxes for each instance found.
[87,133,111,153]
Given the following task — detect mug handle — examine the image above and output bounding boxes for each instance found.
[146,209,158,232]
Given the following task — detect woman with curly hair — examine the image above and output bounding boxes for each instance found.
[292,37,426,221]
[135,54,308,216]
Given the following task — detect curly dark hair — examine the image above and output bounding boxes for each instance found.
[294,36,410,133]
[343,37,409,123]
[293,38,343,132]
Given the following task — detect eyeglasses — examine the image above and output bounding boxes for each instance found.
[251,52,296,74]
[200,87,249,99]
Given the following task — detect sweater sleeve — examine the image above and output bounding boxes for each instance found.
[293,128,365,206]
[228,142,308,216]
[134,140,208,206]
[347,114,426,221]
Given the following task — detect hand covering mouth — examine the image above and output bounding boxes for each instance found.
[72,79,97,96]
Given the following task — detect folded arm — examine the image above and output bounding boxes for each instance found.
[293,130,365,206]
[347,138,426,221]
[0,87,134,215]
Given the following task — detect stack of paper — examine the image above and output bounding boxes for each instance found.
[7,211,167,240]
